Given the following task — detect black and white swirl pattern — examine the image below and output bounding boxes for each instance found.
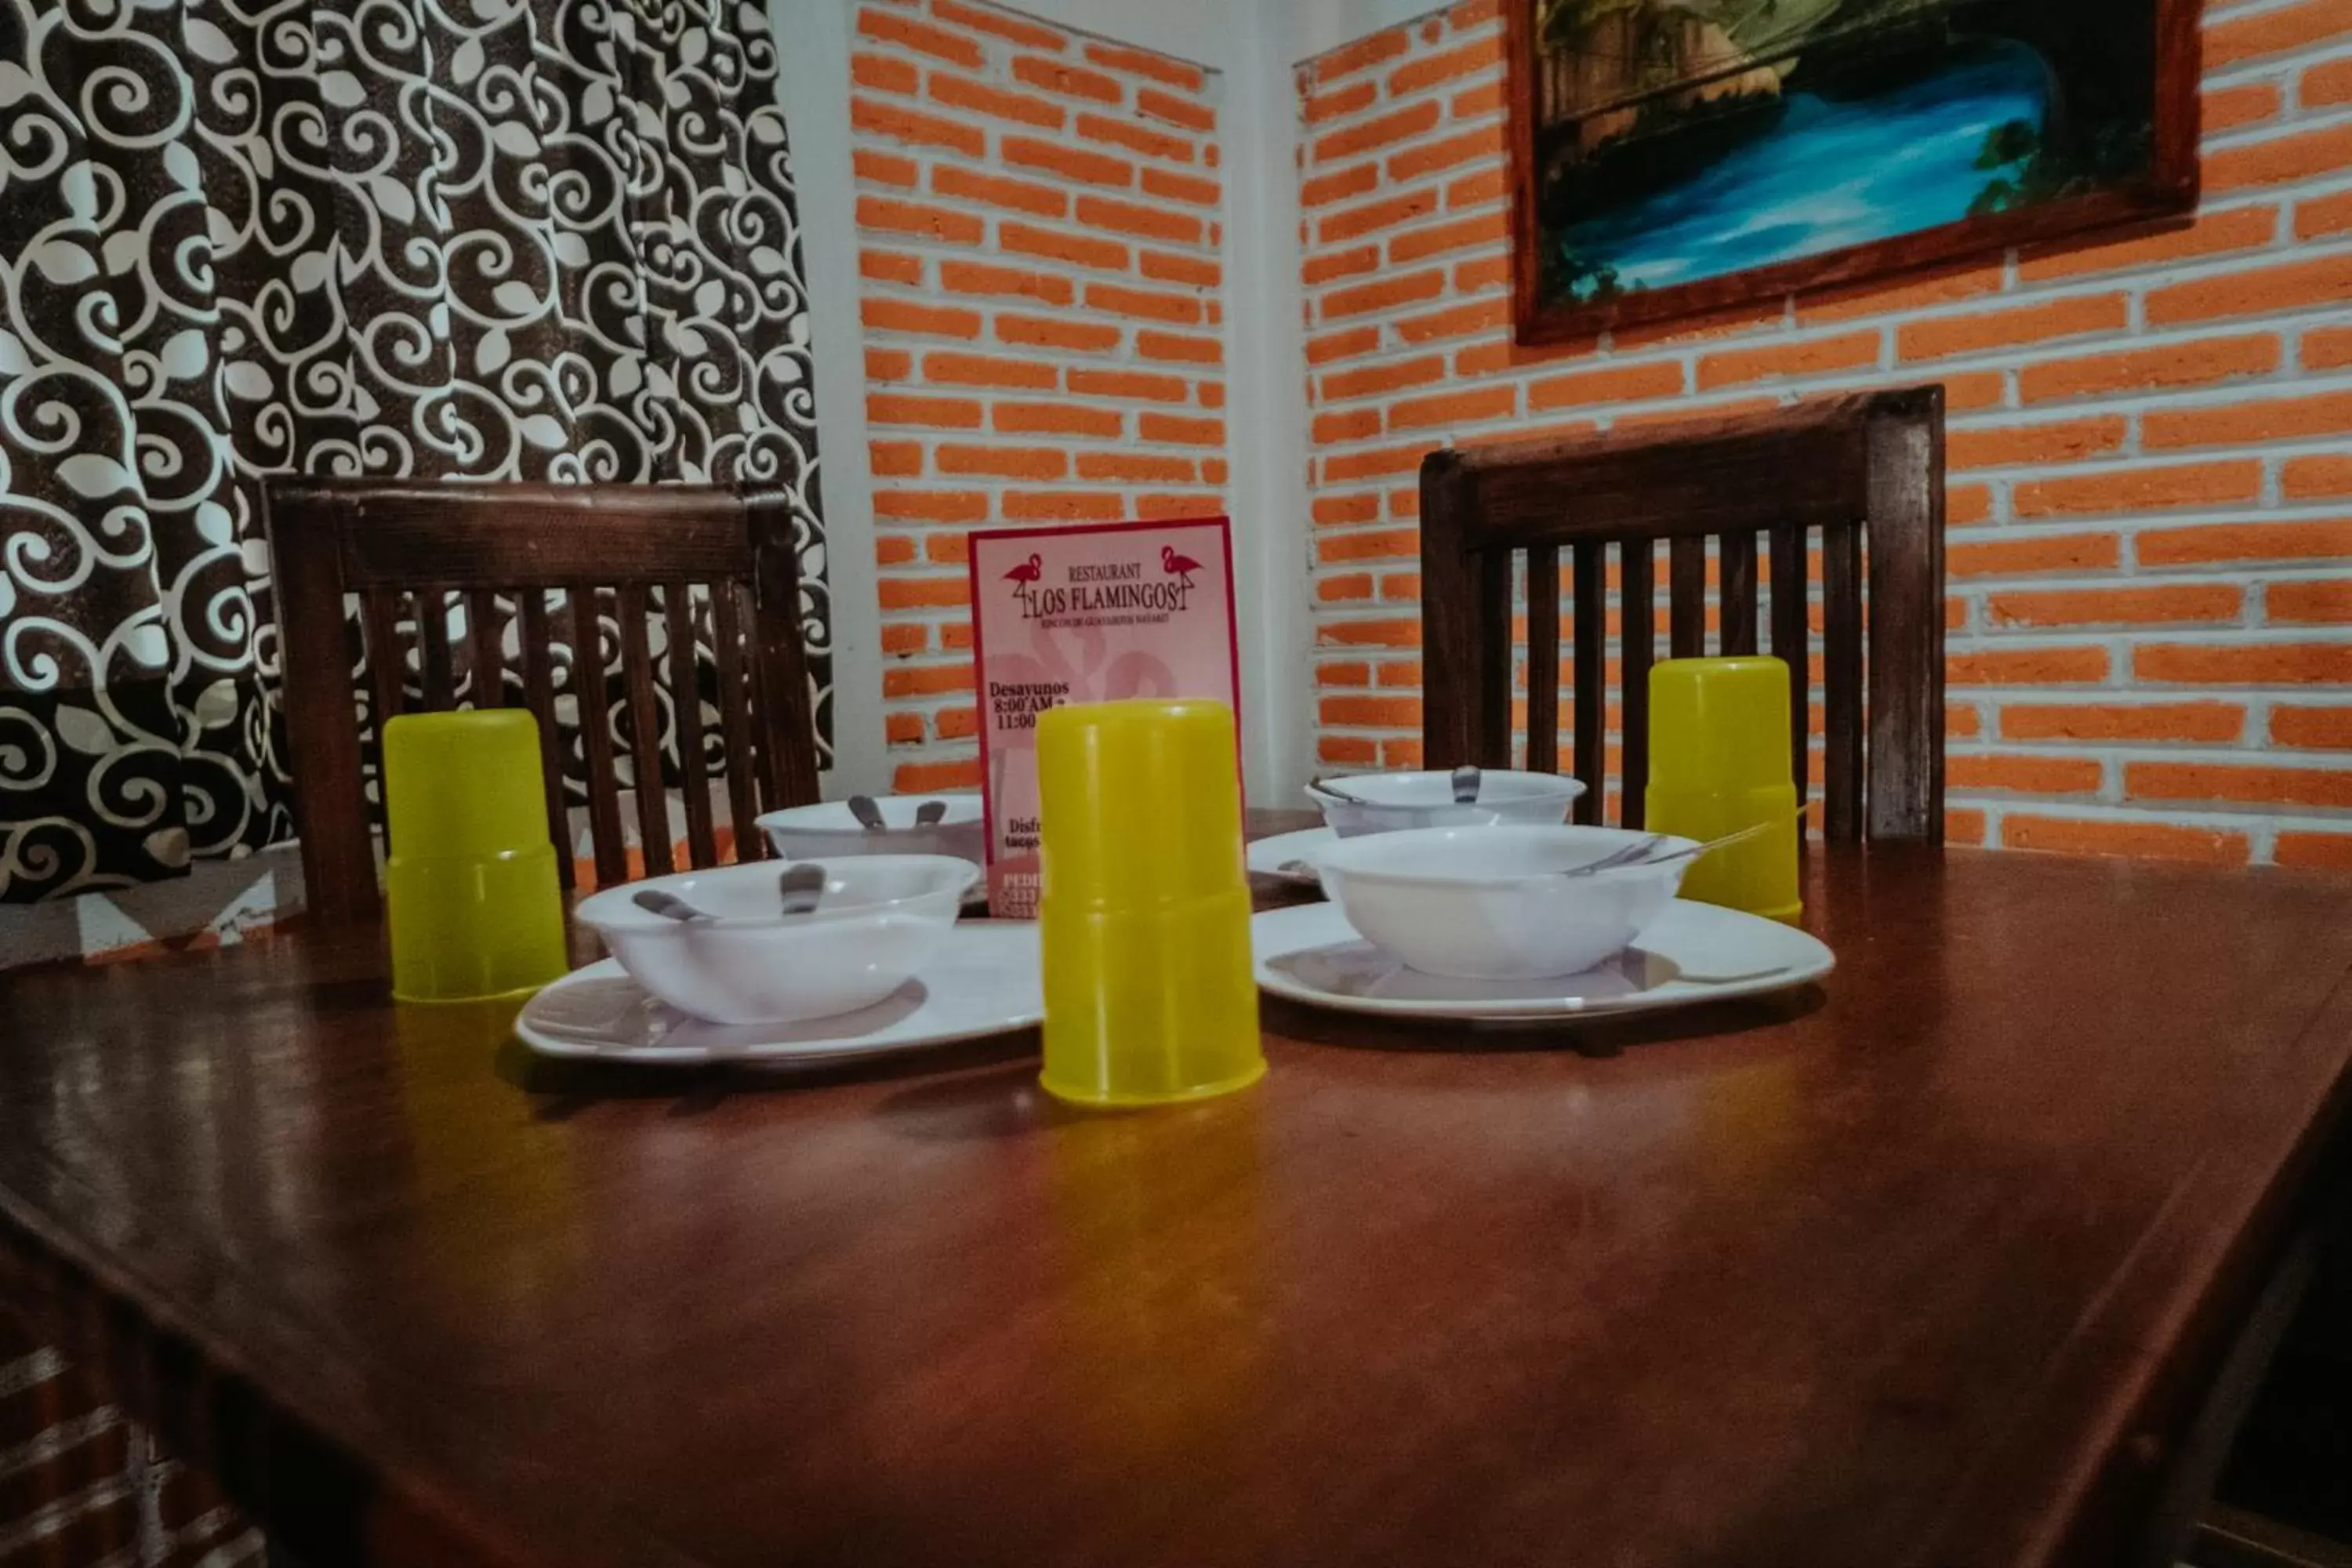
[0,0,828,902]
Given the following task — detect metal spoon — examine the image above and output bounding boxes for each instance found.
[1307,775,1375,805]
[1563,801,1821,878]
[1450,764,1481,804]
[778,863,827,916]
[1558,834,1668,879]
[846,794,887,831]
[913,799,948,827]
[633,888,714,922]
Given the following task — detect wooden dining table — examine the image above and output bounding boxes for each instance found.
[4,820,2352,1568]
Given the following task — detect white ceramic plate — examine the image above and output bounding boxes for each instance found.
[1247,826,1340,884]
[516,921,1042,1065]
[1250,899,1832,1020]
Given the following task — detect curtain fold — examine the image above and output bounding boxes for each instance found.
[0,0,829,902]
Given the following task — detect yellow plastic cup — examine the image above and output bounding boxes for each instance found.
[383,710,569,1002]
[1036,699,1264,1107]
[1646,657,1802,922]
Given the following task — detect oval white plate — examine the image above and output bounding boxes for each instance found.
[516,921,1041,1065]
[1246,826,1340,884]
[1251,899,1832,1021]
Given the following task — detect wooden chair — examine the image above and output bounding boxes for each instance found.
[265,480,822,925]
[1418,387,1945,844]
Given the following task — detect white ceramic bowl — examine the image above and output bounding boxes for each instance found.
[1306,769,1586,838]
[757,793,986,868]
[576,856,978,1025]
[1313,824,1696,981]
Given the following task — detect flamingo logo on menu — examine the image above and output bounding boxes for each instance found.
[1000,545,1201,619]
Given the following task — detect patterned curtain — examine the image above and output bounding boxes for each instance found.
[0,0,829,903]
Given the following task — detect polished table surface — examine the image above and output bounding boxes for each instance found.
[5,840,2352,1568]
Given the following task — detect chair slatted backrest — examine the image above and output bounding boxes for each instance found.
[265,481,822,925]
[1418,387,1945,844]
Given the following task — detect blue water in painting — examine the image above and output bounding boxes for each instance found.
[1565,42,2053,292]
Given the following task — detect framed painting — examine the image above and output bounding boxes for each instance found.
[1507,0,2201,343]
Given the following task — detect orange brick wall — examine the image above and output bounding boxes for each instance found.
[849,0,1228,793]
[1297,0,2352,867]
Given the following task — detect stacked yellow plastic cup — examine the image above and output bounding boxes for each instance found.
[1035,699,1264,1107]
[383,710,569,1002]
[1646,657,1802,922]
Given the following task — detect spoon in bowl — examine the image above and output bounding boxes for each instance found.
[1307,775,1376,805]
[1562,800,1821,878]
[633,888,713,922]
[635,866,828,921]
[846,794,887,831]
[913,799,948,827]
[779,863,827,915]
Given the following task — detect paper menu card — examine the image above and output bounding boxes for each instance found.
[967,517,1241,918]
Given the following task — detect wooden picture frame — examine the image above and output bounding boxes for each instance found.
[1508,0,2201,345]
